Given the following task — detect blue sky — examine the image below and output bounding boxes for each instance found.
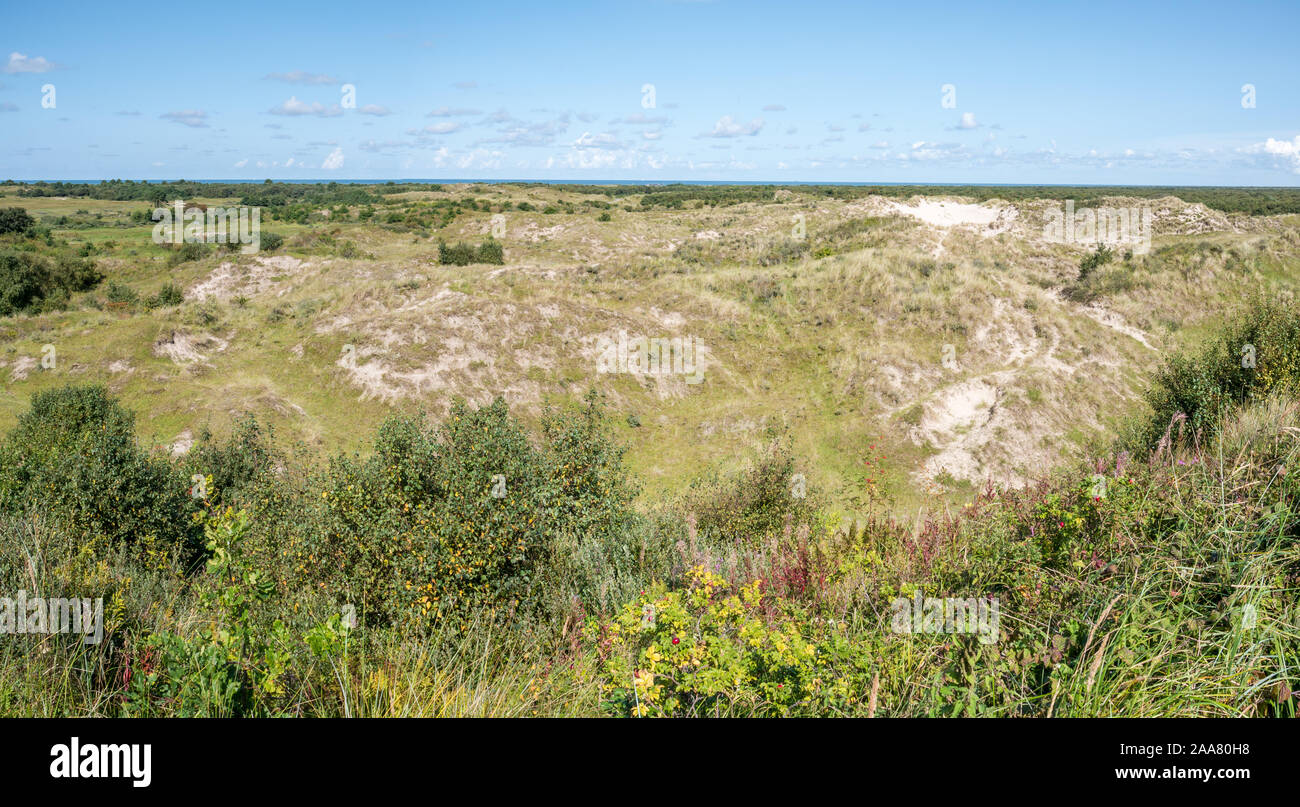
[2,0,1298,183]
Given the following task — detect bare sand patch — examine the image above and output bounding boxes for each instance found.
[190,255,308,301]
[153,331,229,365]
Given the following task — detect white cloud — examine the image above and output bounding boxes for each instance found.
[270,96,343,117]
[322,147,345,170]
[477,115,569,147]
[359,104,392,116]
[959,112,978,129]
[456,148,504,170]
[414,121,461,134]
[572,131,623,149]
[160,110,209,128]
[702,115,764,138]
[4,52,56,74]
[234,158,248,168]
[428,106,481,117]
[1242,135,1300,173]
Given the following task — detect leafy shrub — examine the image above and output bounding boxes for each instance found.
[0,207,35,236]
[476,238,504,264]
[259,232,284,252]
[0,385,198,562]
[1128,296,1300,452]
[182,416,278,509]
[253,392,637,631]
[0,251,44,314]
[105,281,139,305]
[438,241,475,265]
[589,567,874,716]
[145,282,184,309]
[0,251,102,315]
[533,392,642,613]
[681,438,818,545]
[1077,243,1114,281]
[126,509,351,717]
[167,241,210,266]
[439,239,505,266]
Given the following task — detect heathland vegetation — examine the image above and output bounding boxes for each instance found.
[0,300,1297,716]
[0,181,1297,716]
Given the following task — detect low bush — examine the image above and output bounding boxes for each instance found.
[145,282,185,309]
[1127,295,1300,452]
[439,239,505,266]
[0,251,102,315]
[0,385,199,563]
[0,207,35,236]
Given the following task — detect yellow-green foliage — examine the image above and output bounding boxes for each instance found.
[589,566,873,717]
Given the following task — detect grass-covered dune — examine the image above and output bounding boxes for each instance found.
[1,299,1297,717]
[4,181,1300,517]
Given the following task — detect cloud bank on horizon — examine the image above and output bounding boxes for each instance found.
[2,0,1298,184]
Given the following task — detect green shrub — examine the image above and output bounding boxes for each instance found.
[1077,243,1114,281]
[0,251,45,314]
[182,416,278,509]
[439,239,504,266]
[167,242,209,266]
[145,282,184,309]
[105,281,139,305]
[0,385,199,562]
[1128,295,1300,452]
[438,240,474,265]
[590,567,875,716]
[255,392,637,631]
[0,251,102,315]
[476,238,504,264]
[0,207,35,236]
[126,509,351,717]
[259,232,284,252]
[681,438,818,545]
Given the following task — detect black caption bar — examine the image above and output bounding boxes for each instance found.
[0,718,1287,794]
